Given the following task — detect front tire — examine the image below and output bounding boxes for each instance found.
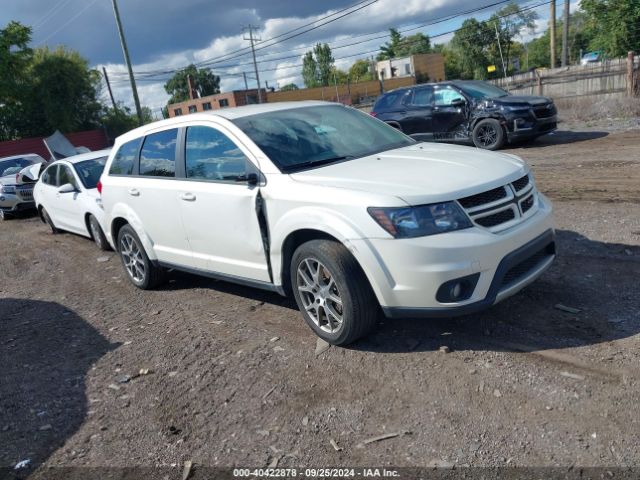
[116,224,165,289]
[290,239,378,345]
[0,209,9,221]
[88,215,109,251]
[472,118,505,150]
[41,207,59,233]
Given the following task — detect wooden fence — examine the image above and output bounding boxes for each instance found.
[491,53,639,101]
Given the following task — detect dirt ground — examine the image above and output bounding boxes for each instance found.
[1,125,639,479]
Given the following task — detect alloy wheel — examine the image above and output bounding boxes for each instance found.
[90,218,103,248]
[477,125,498,147]
[119,233,146,283]
[296,258,344,333]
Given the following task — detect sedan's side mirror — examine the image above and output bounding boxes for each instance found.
[451,98,466,107]
[58,183,77,194]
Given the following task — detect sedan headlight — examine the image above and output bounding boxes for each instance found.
[368,202,473,238]
[0,185,16,194]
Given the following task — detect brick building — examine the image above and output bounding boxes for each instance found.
[167,89,266,118]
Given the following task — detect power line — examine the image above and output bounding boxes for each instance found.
[112,0,523,81]
[35,0,101,46]
[32,0,76,31]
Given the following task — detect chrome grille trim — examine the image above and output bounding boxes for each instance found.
[456,174,538,232]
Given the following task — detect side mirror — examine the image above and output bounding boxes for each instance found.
[451,98,466,107]
[58,183,77,194]
[234,173,259,186]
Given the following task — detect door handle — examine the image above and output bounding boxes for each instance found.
[180,192,196,202]
[128,188,140,197]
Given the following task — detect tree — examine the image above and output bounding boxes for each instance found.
[302,51,318,88]
[348,59,373,82]
[164,64,220,105]
[377,28,431,60]
[451,18,494,79]
[581,0,640,57]
[280,83,299,91]
[489,2,538,75]
[0,21,33,141]
[301,43,335,88]
[101,103,139,140]
[23,47,103,137]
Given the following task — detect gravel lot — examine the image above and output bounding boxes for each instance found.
[1,125,639,479]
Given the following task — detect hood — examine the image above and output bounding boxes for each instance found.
[0,175,15,186]
[493,95,552,106]
[289,143,528,205]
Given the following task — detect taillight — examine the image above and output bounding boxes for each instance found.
[369,111,377,117]
[97,180,102,194]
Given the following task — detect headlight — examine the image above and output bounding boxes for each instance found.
[0,185,16,194]
[368,202,473,238]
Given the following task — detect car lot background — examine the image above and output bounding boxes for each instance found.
[1,123,639,474]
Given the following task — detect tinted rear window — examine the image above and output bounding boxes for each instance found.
[373,91,404,111]
[109,139,141,175]
[75,157,107,189]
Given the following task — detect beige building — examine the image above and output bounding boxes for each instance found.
[376,53,446,83]
[167,89,266,118]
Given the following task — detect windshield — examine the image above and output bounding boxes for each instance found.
[0,157,38,177]
[74,157,107,189]
[233,105,414,172]
[457,82,510,99]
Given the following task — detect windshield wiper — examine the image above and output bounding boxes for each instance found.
[284,155,354,172]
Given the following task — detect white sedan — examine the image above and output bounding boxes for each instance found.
[34,149,111,250]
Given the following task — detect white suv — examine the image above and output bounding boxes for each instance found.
[100,101,555,345]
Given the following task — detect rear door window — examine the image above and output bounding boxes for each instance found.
[139,129,178,177]
[409,87,434,106]
[109,138,141,175]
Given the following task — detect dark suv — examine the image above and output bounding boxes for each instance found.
[370,80,557,150]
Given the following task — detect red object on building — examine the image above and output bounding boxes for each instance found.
[0,129,110,160]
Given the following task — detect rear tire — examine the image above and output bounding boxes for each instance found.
[116,224,165,289]
[290,239,378,345]
[88,215,109,251]
[472,118,505,150]
[41,207,59,233]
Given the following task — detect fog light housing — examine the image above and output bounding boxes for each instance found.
[436,273,480,303]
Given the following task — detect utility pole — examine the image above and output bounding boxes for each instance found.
[550,0,556,68]
[561,0,570,67]
[494,22,507,79]
[242,72,249,104]
[102,66,118,111]
[243,25,262,104]
[111,0,143,125]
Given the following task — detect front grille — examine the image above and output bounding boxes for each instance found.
[16,186,34,201]
[511,174,530,192]
[533,104,556,118]
[520,194,534,214]
[475,208,516,227]
[458,186,507,209]
[501,244,555,288]
[457,175,538,232]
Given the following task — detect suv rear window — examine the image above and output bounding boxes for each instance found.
[109,138,141,175]
[139,129,178,177]
[373,91,404,111]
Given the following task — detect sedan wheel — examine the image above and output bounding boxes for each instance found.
[89,215,109,251]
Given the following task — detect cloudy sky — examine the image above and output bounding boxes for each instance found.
[2,0,577,116]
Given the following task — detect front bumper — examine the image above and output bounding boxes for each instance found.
[349,194,555,317]
[506,115,557,141]
[0,186,36,213]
